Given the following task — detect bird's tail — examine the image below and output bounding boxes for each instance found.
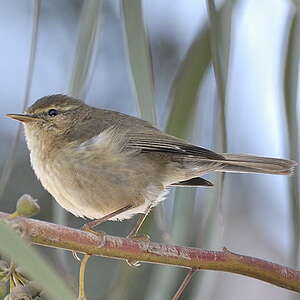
[216,154,297,175]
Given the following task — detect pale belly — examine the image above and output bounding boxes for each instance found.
[30,151,166,220]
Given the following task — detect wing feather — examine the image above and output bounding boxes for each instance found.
[127,134,224,160]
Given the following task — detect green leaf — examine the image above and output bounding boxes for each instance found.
[0,223,75,300]
[284,3,300,267]
[0,0,40,201]
[122,0,156,124]
[68,0,103,99]
[165,25,211,138]
[206,0,233,152]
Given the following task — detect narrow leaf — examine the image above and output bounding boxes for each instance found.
[166,25,211,138]
[0,0,40,201]
[284,4,300,267]
[0,223,75,300]
[122,0,156,123]
[68,0,103,99]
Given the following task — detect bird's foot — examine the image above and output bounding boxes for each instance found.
[128,233,150,242]
[126,234,151,267]
[72,226,106,261]
[81,226,106,240]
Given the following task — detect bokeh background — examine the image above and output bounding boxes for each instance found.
[0,0,299,299]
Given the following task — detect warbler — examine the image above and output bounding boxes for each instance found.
[6,94,296,232]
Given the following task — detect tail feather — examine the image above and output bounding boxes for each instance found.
[217,154,297,175]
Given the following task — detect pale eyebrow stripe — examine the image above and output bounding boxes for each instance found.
[31,105,80,114]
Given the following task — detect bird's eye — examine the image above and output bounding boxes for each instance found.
[48,109,58,117]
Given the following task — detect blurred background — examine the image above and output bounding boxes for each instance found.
[0,0,299,299]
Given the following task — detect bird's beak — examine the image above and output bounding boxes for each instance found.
[6,114,40,123]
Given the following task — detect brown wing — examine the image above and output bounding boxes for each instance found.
[126,133,224,160]
[89,109,224,161]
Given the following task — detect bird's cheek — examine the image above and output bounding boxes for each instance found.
[43,122,59,132]
[55,117,74,129]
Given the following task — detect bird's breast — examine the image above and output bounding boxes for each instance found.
[29,145,166,220]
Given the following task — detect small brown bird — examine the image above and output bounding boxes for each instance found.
[6,94,297,232]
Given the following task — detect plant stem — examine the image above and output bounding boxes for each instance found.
[1,212,300,294]
[172,269,196,300]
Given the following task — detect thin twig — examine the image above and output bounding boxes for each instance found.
[172,269,196,300]
[0,212,300,294]
[78,254,90,300]
[0,0,40,200]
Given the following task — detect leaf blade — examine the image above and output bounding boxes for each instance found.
[122,0,156,123]
[0,222,75,300]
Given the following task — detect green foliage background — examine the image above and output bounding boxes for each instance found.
[0,1,299,299]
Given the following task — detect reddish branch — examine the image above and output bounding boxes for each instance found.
[0,212,299,294]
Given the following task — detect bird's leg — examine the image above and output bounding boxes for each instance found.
[73,204,134,262]
[126,204,152,238]
[127,213,149,239]
[76,204,134,300]
[82,204,133,233]
[73,204,134,260]
[126,205,152,267]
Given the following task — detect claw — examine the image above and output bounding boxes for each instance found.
[72,228,106,262]
[128,234,150,242]
[127,260,141,267]
[126,234,151,267]
[72,251,81,261]
[82,228,106,239]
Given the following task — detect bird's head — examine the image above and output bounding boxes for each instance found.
[6,94,91,154]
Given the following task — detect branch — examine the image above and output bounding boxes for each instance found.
[1,212,299,294]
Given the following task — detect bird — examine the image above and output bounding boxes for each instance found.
[6,94,297,235]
